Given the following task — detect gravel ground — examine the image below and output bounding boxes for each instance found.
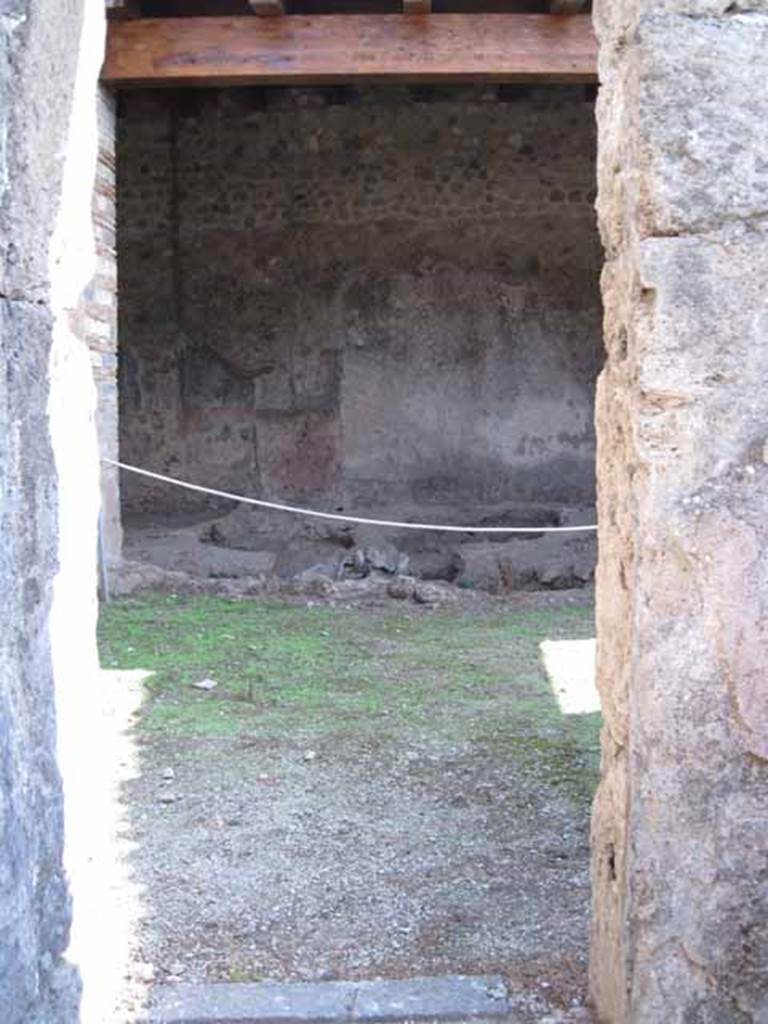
[104,589,599,1022]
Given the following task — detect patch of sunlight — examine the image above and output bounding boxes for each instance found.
[540,638,600,715]
[61,666,154,1024]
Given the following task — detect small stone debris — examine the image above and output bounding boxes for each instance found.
[303,750,318,762]
[413,581,457,605]
[191,678,218,691]
[161,767,175,781]
[157,793,177,805]
[296,574,336,598]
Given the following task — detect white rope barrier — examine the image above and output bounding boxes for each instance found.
[104,458,598,535]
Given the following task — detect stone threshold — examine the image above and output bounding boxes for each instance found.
[144,975,514,1023]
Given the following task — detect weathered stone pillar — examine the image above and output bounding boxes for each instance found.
[590,2,768,1021]
[0,1,106,1021]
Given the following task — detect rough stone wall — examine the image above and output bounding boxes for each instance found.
[0,0,106,1021]
[590,3,768,1021]
[117,85,602,518]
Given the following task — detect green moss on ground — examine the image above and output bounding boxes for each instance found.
[98,593,600,806]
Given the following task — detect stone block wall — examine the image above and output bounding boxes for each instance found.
[116,85,602,520]
[590,2,768,1021]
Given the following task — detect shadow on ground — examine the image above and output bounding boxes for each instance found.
[98,588,599,1021]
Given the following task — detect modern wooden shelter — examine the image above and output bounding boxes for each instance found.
[103,0,597,87]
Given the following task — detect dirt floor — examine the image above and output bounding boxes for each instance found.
[99,587,599,1022]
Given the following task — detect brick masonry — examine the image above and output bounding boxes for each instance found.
[85,87,122,563]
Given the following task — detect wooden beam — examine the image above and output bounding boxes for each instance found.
[403,0,432,13]
[102,14,597,87]
[249,0,285,15]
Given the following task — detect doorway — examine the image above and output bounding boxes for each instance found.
[106,78,604,1020]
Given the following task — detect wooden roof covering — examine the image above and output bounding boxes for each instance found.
[103,1,596,87]
[110,0,591,15]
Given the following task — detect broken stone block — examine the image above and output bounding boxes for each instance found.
[387,576,416,600]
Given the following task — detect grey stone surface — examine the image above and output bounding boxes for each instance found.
[352,975,509,1019]
[0,1,92,1020]
[597,13,768,251]
[148,980,355,1023]
[116,86,602,523]
[593,0,768,55]
[0,1,80,301]
[0,300,79,1024]
[147,976,511,1023]
[591,0,768,1020]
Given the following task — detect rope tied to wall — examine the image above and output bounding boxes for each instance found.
[104,459,598,534]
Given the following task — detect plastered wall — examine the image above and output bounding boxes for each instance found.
[117,85,602,519]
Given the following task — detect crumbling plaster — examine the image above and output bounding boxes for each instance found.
[116,86,603,520]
